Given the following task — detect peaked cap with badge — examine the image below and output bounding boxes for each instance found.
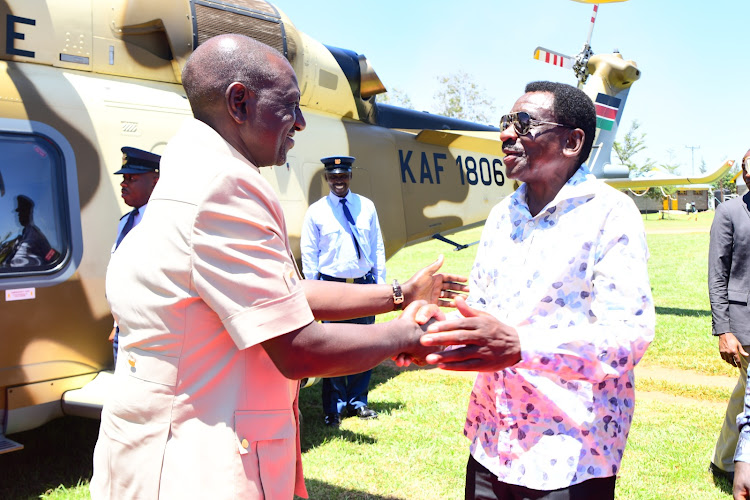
[321,155,355,174]
[114,147,161,175]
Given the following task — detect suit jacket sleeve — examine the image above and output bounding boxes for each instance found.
[708,203,733,335]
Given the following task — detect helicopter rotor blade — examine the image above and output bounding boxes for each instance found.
[533,47,574,69]
[585,4,599,48]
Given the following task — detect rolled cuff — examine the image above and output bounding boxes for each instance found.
[223,288,315,350]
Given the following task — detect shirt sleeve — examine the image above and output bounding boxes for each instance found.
[370,207,386,284]
[515,202,655,383]
[300,206,320,280]
[191,169,314,350]
[708,203,733,335]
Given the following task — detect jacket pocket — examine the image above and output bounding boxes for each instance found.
[118,346,179,387]
[234,409,296,499]
[729,290,749,305]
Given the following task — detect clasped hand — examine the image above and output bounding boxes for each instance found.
[394,296,522,372]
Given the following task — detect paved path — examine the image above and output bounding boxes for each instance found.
[636,365,735,390]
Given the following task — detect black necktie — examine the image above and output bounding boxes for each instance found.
[115,208,139,250]
[339,198,361,260]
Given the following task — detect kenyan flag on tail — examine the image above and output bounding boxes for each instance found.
[595,93,620,131]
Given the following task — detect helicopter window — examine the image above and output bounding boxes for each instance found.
[0,133,69,274]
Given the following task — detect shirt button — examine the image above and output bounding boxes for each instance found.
[241,438,249,449]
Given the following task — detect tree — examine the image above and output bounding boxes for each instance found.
[612,120,655,177]
[432,71,495,125]
[699,159,707,174]
[711,165,741,195]
[376,87,413,109]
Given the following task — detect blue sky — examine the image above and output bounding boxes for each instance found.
[271,0,750,177]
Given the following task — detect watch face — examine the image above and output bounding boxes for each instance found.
[393,281,404,303]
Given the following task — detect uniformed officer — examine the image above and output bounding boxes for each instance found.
[108,147,160,362]
[1,195,58,267]
[300,155,387,426]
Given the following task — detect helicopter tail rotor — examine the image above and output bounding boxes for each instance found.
[533,3,601,86]
[533,47,574,69]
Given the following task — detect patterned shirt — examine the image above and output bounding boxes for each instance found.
[463,165,654,490]
[736,402,750,463]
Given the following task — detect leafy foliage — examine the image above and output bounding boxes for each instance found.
[432,71,495,125]
[613,120,655,177]
[376,86,414,109]
[710,165,740,194]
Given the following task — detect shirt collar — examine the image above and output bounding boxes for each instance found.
[182,118,260,173]
[327,190,352,204]
[509,164,598,219]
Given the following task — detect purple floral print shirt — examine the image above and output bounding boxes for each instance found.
[463,165,654,490]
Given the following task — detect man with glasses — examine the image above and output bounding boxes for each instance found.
[708,150,750,486]
[408,81,654,499]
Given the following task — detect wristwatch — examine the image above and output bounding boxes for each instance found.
[392,279,404,310]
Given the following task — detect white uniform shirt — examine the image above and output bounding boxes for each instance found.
[300,190,386,283]
[110,202,148,254]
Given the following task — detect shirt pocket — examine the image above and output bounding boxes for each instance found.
[355,223,371,242]
[233,409,297,498]
[319,223,342,247]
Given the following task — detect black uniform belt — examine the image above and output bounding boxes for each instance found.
[319,272,372,284]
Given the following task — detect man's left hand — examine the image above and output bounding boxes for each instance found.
[419,296,521,372]
[402,255,468,308]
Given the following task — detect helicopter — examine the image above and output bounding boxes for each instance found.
[0,0,732,454]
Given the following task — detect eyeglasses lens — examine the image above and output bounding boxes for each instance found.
[500,112,532,136]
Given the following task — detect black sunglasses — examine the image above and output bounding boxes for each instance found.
[500,111,573,136]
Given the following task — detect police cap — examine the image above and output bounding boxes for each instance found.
[15,195,34,213]
[114,147,161,175]
[321,155,355,174]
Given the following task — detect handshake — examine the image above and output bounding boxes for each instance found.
[393,296,522,373]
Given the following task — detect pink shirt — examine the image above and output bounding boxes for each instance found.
[91,119,314,499]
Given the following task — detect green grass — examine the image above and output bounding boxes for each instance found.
[618,397,731,499]
[0,211,739,499]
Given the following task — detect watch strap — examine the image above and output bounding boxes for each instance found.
[392,279,404,310]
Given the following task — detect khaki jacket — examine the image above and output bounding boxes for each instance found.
[91,119,313,499]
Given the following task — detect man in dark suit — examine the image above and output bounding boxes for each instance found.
[709,148,750,482]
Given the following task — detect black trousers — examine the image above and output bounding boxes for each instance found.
[465,455,616,500]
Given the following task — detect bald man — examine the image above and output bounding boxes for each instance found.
[90,34,464,499]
